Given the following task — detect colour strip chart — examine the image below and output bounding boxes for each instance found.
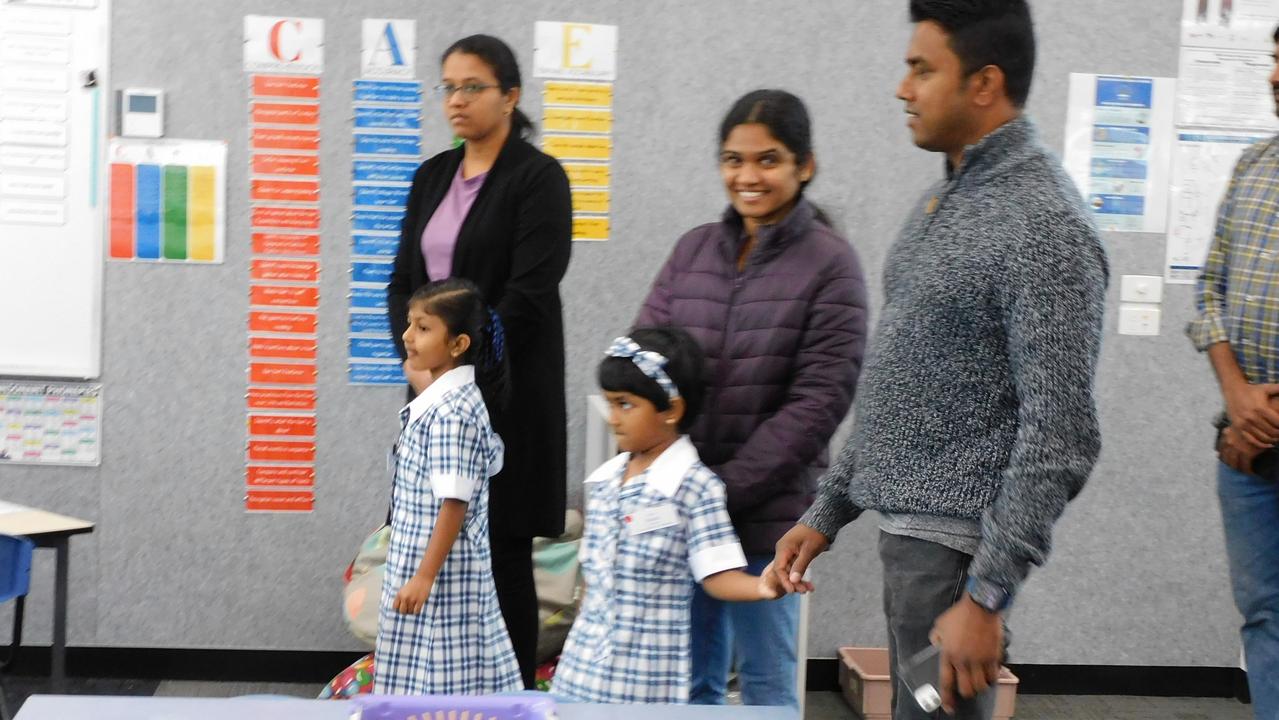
[107,139,227,263]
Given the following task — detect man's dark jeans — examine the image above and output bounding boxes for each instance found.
[880,531,1008,720]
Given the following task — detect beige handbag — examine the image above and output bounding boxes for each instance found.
[533,510,584,663]
[342,524,390,648]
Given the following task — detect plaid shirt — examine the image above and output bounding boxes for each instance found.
[375,366,521,696]
[1189,135,1279,383]
[552,437,746,704]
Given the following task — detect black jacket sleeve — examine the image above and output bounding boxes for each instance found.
[492,159,573,351]
[387,162,431,360]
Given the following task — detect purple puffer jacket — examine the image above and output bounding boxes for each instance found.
[636,199,868,554]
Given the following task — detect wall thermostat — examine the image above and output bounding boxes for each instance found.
[119,88,164,138]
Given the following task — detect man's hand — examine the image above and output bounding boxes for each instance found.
[1223,382,1279,449]
[1218,425,1264,474]
[930,595,1003,714]
[771,524,830,594]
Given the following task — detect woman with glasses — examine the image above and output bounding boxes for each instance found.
[387,34,572,689]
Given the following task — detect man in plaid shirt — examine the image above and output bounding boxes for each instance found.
[1186,24,1279,719]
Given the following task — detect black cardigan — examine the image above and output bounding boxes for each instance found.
[387,132,571,538]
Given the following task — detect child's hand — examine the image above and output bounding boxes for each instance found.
[393,575,433,614]
[758,562,786,600]
[402,361,433,396]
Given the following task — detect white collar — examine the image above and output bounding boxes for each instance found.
[583,435,700,498]
[402,365,476,425]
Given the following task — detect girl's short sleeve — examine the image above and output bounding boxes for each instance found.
[425,408,488,502]
[686,474,747,582]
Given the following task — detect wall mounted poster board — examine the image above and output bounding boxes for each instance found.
[0,0,110,378]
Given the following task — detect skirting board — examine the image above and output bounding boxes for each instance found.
[806,657,1251,702]
[1,648,1253,702]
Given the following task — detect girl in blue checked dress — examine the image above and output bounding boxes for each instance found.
[375,278,522,696]
[552,328,785,704]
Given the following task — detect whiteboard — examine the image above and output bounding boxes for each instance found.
[0,0,109,378]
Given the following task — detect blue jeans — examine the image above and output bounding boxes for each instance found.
[689,555,801,708]
[1218,462,1279,719]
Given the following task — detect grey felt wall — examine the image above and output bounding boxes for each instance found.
[0,0,1241,667]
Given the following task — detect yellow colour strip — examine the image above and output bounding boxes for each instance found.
[543,108,613,134]
[573,216,609,241]
[572,190,610,214]
[544,81,613,107]
[563,163,610,188]
[188,165,217,261]
[542,135,611,161]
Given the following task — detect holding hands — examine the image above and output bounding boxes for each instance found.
[769,523,830,595]
[756,562,785,600]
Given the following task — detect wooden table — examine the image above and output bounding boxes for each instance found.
[0,502,94,691]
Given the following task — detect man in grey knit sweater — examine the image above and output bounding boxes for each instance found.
[772,2,1108,718]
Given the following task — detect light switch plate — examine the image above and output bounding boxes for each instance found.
[1121,275,1163,304]
[1118,304,1161,336]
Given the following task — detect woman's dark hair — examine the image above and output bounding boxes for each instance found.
[442,34,535,138]
[909,0,1036,108]
[409,278,510,408]
[719,89,831,227]
[597,327,706,432]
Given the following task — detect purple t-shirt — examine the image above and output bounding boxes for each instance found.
[420,165,488,281]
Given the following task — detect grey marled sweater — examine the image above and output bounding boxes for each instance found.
[801,117,1108,599]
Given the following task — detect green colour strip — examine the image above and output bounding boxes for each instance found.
[162,166,189,260]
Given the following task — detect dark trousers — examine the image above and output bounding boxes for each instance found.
[880,531,1008,720]
[490,532,537,689]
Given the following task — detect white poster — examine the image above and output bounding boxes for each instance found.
[1064,73,1177,233]
[0,382,101,466]
[1176,47,1279,131]
[533,21,617,81]
[1164,131,1271,283]
[0,145,67,170]
[1,34,71,64]
[1182,0,1279,52]
[2,9,72,36]
[1,0,96,8]
[243,16,324,75]
[361,19,415,80]
[0,94,68,122]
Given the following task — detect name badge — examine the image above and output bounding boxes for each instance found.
[625,503,679,536]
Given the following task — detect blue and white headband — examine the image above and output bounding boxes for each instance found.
[606,336,680,401]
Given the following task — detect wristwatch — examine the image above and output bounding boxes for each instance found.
[966,576,1013,614]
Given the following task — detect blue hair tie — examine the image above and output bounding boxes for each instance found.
[486,309,506,367]
[606,337,679,400]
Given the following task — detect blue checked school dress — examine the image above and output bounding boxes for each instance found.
[552,436,747,704]
[375,365,523,696]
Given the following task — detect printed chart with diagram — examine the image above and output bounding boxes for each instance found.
[1164,130,1271,283]
[0,382,101,466]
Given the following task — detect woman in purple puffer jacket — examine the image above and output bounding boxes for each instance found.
[635,89,868,708]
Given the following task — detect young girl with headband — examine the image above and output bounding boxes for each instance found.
[551,327,783,704]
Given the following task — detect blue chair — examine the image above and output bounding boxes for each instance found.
[0,535,34,720]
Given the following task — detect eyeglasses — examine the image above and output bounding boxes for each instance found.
[432,83,499,99]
